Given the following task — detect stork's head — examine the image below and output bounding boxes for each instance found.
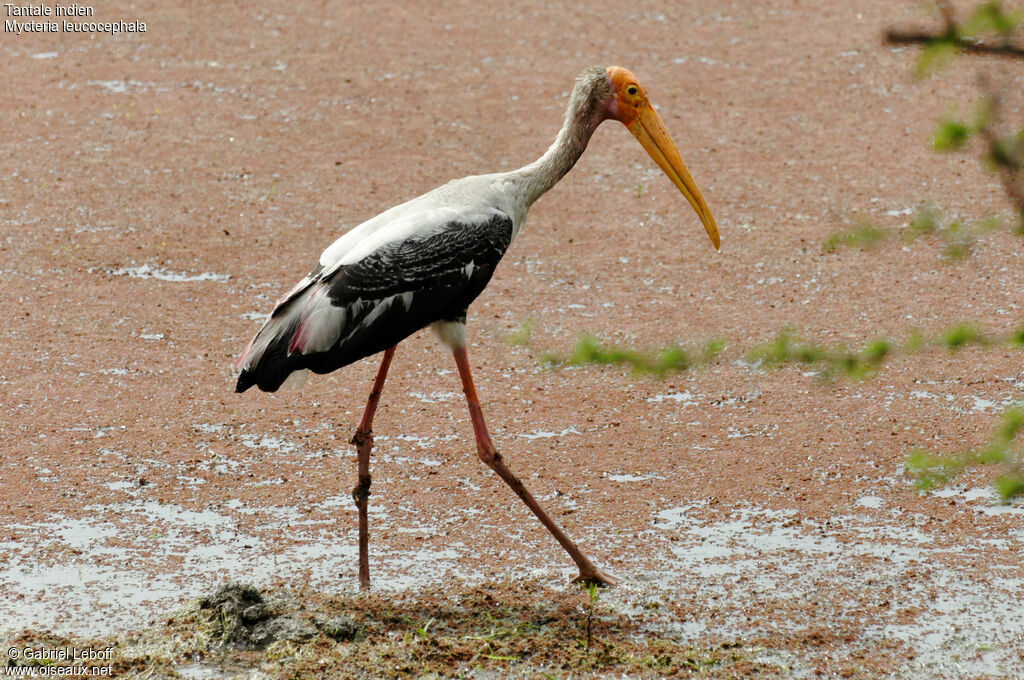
[602,66,720,251]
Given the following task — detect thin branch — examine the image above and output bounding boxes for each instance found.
[885,30,1024,58]
[975,76,1024,218]
[936,0,957,32]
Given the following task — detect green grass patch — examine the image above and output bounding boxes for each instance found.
[939,323,987,349]
[506,318,534,347]
[1010,325,1024,346]
[822,204,1019,261]
[906,408,1024,501]
[900,205,978,260]
[744,329,896,380]
[823,222,892,253]
[741,322,1002,378]
[542,334,726,377]
[525,321,1020,382]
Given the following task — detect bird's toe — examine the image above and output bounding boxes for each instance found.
[572,568,619,587]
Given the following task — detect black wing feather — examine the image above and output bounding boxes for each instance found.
[236,211,513,392]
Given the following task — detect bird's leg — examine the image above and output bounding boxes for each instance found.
[452,346,617,586]
[350,346,396,590]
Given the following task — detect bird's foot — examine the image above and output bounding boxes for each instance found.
[572,566,618,587]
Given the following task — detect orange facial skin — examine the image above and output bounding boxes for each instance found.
[606,66,720,251]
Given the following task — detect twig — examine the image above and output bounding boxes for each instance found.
[974,75,1024,219]
[884,30,1024,58]
[936,0,957,32]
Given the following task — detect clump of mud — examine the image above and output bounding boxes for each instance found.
[5,580,794,678]
[199,582,359,649]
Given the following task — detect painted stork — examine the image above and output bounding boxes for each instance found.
[235,65,719,588]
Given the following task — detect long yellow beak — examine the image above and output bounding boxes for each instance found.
[628,104,720,251]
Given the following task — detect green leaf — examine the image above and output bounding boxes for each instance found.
[933,118,971,151]
[964,2,1023,38]
[986,132,1023,171]
[915,37,960,76]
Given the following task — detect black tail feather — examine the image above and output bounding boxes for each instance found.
[235,323,304,393]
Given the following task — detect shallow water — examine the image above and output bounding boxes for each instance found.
[3,488,1022,680]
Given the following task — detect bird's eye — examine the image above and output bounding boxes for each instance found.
[627,85,638,96]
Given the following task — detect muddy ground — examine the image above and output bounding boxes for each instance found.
[2,0,1024,678]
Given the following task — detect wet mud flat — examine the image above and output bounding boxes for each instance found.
[0,575,1001,679]
[6,581,787,679]
[3,481,1023,678]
